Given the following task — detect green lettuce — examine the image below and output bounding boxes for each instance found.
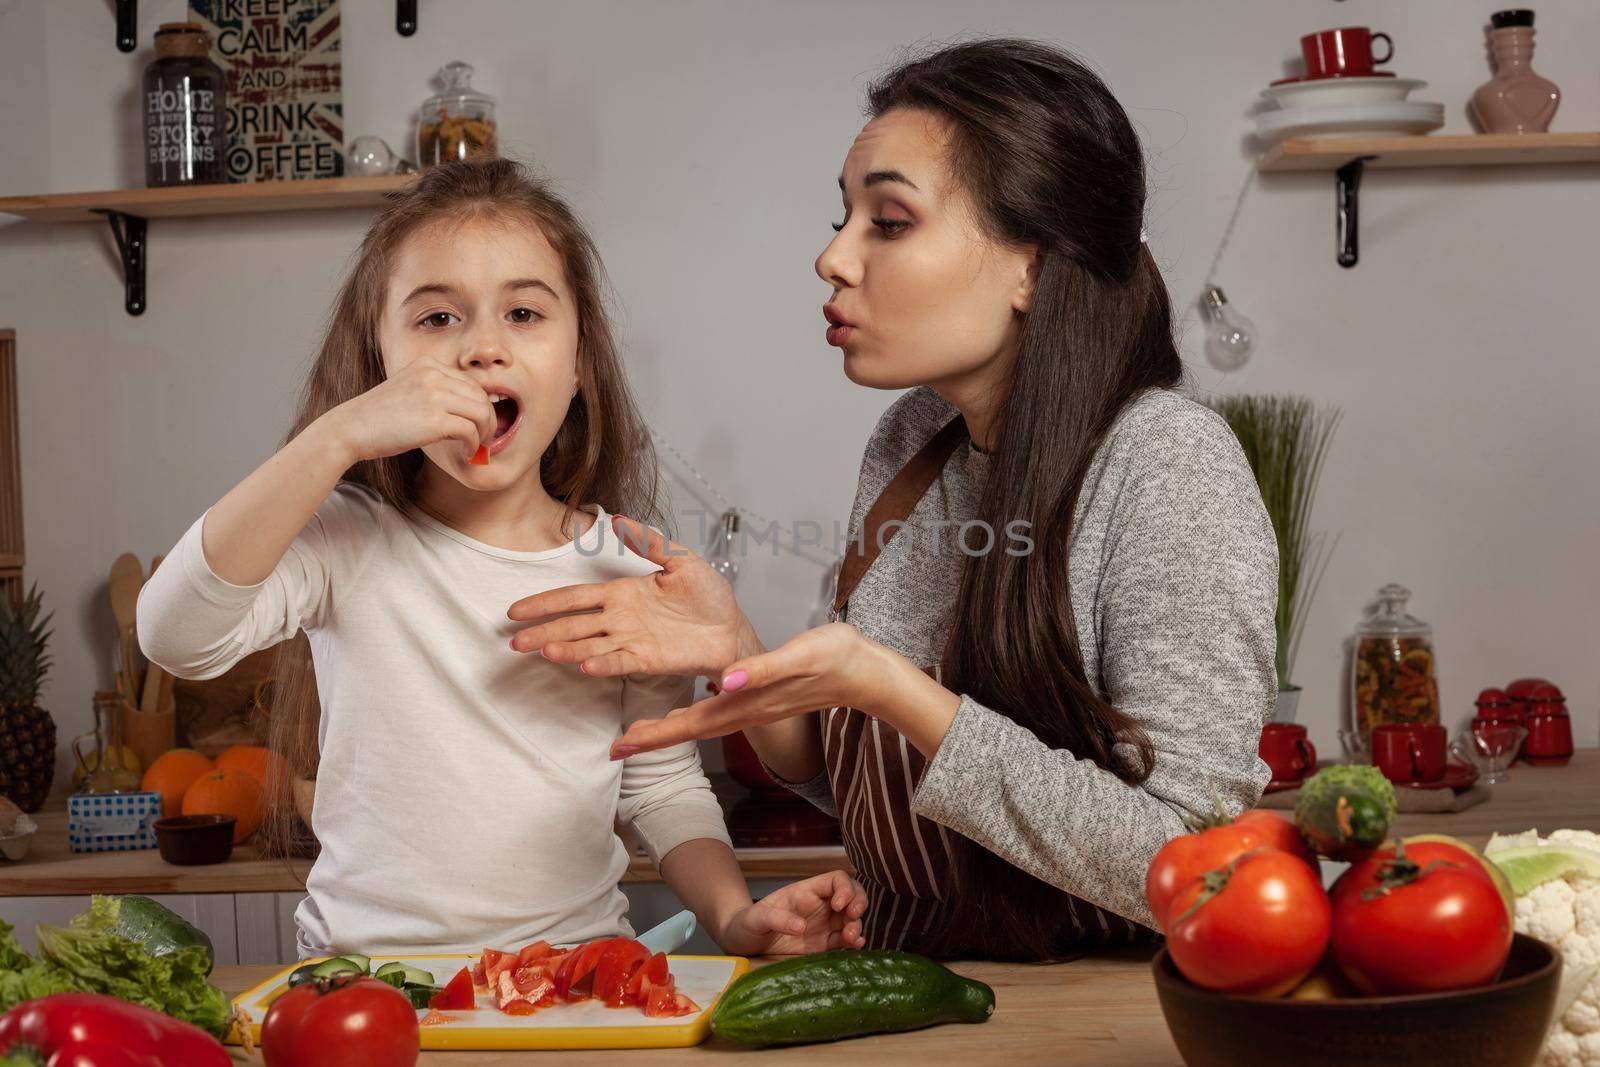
[0,898,230,1038]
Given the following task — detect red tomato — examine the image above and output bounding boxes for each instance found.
[1167,849,1331,996]
[1146,823,1258,932]
[262,976,419,1067]
[1147,813,1319,931]
[1230,810,1317,869]
[429,966,475,1011]
[1330,840,1512,995]
[594,941,651,1007]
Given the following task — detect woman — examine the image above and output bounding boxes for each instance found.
[507,39,1277,960]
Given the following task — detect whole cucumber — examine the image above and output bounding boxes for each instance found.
[710,950,995,1047]
[111,894,215,975]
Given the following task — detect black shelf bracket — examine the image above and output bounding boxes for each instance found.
[1335,155,1377,268]
[94,210,148,316]
[397,0,417,36]
[116,0,137,52]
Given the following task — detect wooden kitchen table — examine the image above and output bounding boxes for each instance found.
[214,949,1184,1066]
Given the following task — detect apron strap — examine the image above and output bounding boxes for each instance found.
[833,415,970,616]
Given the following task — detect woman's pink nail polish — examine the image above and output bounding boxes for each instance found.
[722,669,749,692]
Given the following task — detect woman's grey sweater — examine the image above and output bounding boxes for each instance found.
[783,386,1278,928]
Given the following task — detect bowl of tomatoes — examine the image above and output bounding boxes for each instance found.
[1146,810,1560,1067]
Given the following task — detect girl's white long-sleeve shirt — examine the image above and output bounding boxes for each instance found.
[138,483,730,958]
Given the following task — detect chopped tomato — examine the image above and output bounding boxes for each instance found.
[429,966,476,1011]
[469,444,490,465]
[480,948,518,988]
[624,952,669,1001]
[594,940,651,1007]
[420,1009,455,1027]
[555,937,621,1001]
[502,1001,540,1016]
[470,958,488,992]
[515,941,552,967]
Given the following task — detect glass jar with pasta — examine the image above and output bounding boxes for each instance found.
[1349,583,1440,753]
[417,61,497,167]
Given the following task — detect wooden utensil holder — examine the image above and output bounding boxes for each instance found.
[118,693,176,772]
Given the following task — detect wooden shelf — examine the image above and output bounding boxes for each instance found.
[1258,131,1600,172]
[0,175,417,224]
[1255,132,1600,267]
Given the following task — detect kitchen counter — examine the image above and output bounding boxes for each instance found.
[213,949,1182,1065]
[7,750,1597,897]
[0,806,847,895]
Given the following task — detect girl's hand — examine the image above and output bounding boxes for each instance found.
[609,623,884,757]
[717,871,869,956]
[323,358,498,464]
[507,516,760,679]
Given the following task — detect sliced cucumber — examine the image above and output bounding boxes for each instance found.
[287,962,323,988]
[339,954,372,973]
[404,984,442,1010]
[374,971,406,990]
[396,964,437,986]
[374,961,408,979]
[310,957,363,979]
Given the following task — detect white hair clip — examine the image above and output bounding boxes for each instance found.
[1139,229,1149,244]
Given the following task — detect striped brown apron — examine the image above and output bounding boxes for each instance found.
[824,415,1149,956]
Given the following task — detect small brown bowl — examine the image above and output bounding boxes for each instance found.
[154,815,237,865]
[1154,934,1560,1067]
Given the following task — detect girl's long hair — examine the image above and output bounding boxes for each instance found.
[259,158,661,862]
[867,40,1182,957]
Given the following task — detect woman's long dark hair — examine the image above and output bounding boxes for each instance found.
[866,40,1181,958]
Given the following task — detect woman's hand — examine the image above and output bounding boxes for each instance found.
[609,623,898,757]
[507,516,760,679]
[717,871,869,956]
[321,358,498,465]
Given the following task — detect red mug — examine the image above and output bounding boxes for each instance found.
[1371,723,1446,783]
[1259,723,1317,782]
[1301,27,1394,79]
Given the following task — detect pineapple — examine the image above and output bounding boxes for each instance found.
[0,584,56,813]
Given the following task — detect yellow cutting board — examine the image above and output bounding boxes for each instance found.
[228,953,750,1050]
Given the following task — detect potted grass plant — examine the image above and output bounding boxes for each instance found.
[1210,395,1341,723]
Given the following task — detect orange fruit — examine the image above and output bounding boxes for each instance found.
[141,748,215,819]
[212,745,285,790]
[182,768,264,844]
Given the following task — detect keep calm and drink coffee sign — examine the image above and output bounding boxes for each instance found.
[186,0,344,182]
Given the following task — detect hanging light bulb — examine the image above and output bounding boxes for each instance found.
[1202,286,1257,372]
[703,509,741,589]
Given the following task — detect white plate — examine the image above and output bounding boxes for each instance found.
[1262,76,1427,108]
[1255,102,1444,142]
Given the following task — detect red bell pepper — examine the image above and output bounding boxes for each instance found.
[0,993,230,1067]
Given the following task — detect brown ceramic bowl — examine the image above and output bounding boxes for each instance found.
[154,815,236,865]
[1154,935,1560,1067]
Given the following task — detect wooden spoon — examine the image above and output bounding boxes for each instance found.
[139,555,168,713]
[108,553,144,703]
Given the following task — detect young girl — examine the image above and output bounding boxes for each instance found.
[137,158,867,960]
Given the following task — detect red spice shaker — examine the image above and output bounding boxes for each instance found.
[1504,677,1549,725]
[1523,683,1574,766]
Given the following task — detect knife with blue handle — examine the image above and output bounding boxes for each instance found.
[636,910,697,955]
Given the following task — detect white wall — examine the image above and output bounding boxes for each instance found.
[2,0,1596,792]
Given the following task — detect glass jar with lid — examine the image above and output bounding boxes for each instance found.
[417,61,497,167]
[1349,583,1440,751]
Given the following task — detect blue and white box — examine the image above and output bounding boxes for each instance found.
[67,791,162,852]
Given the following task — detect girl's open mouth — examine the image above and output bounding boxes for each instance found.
[483,389,523,456]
